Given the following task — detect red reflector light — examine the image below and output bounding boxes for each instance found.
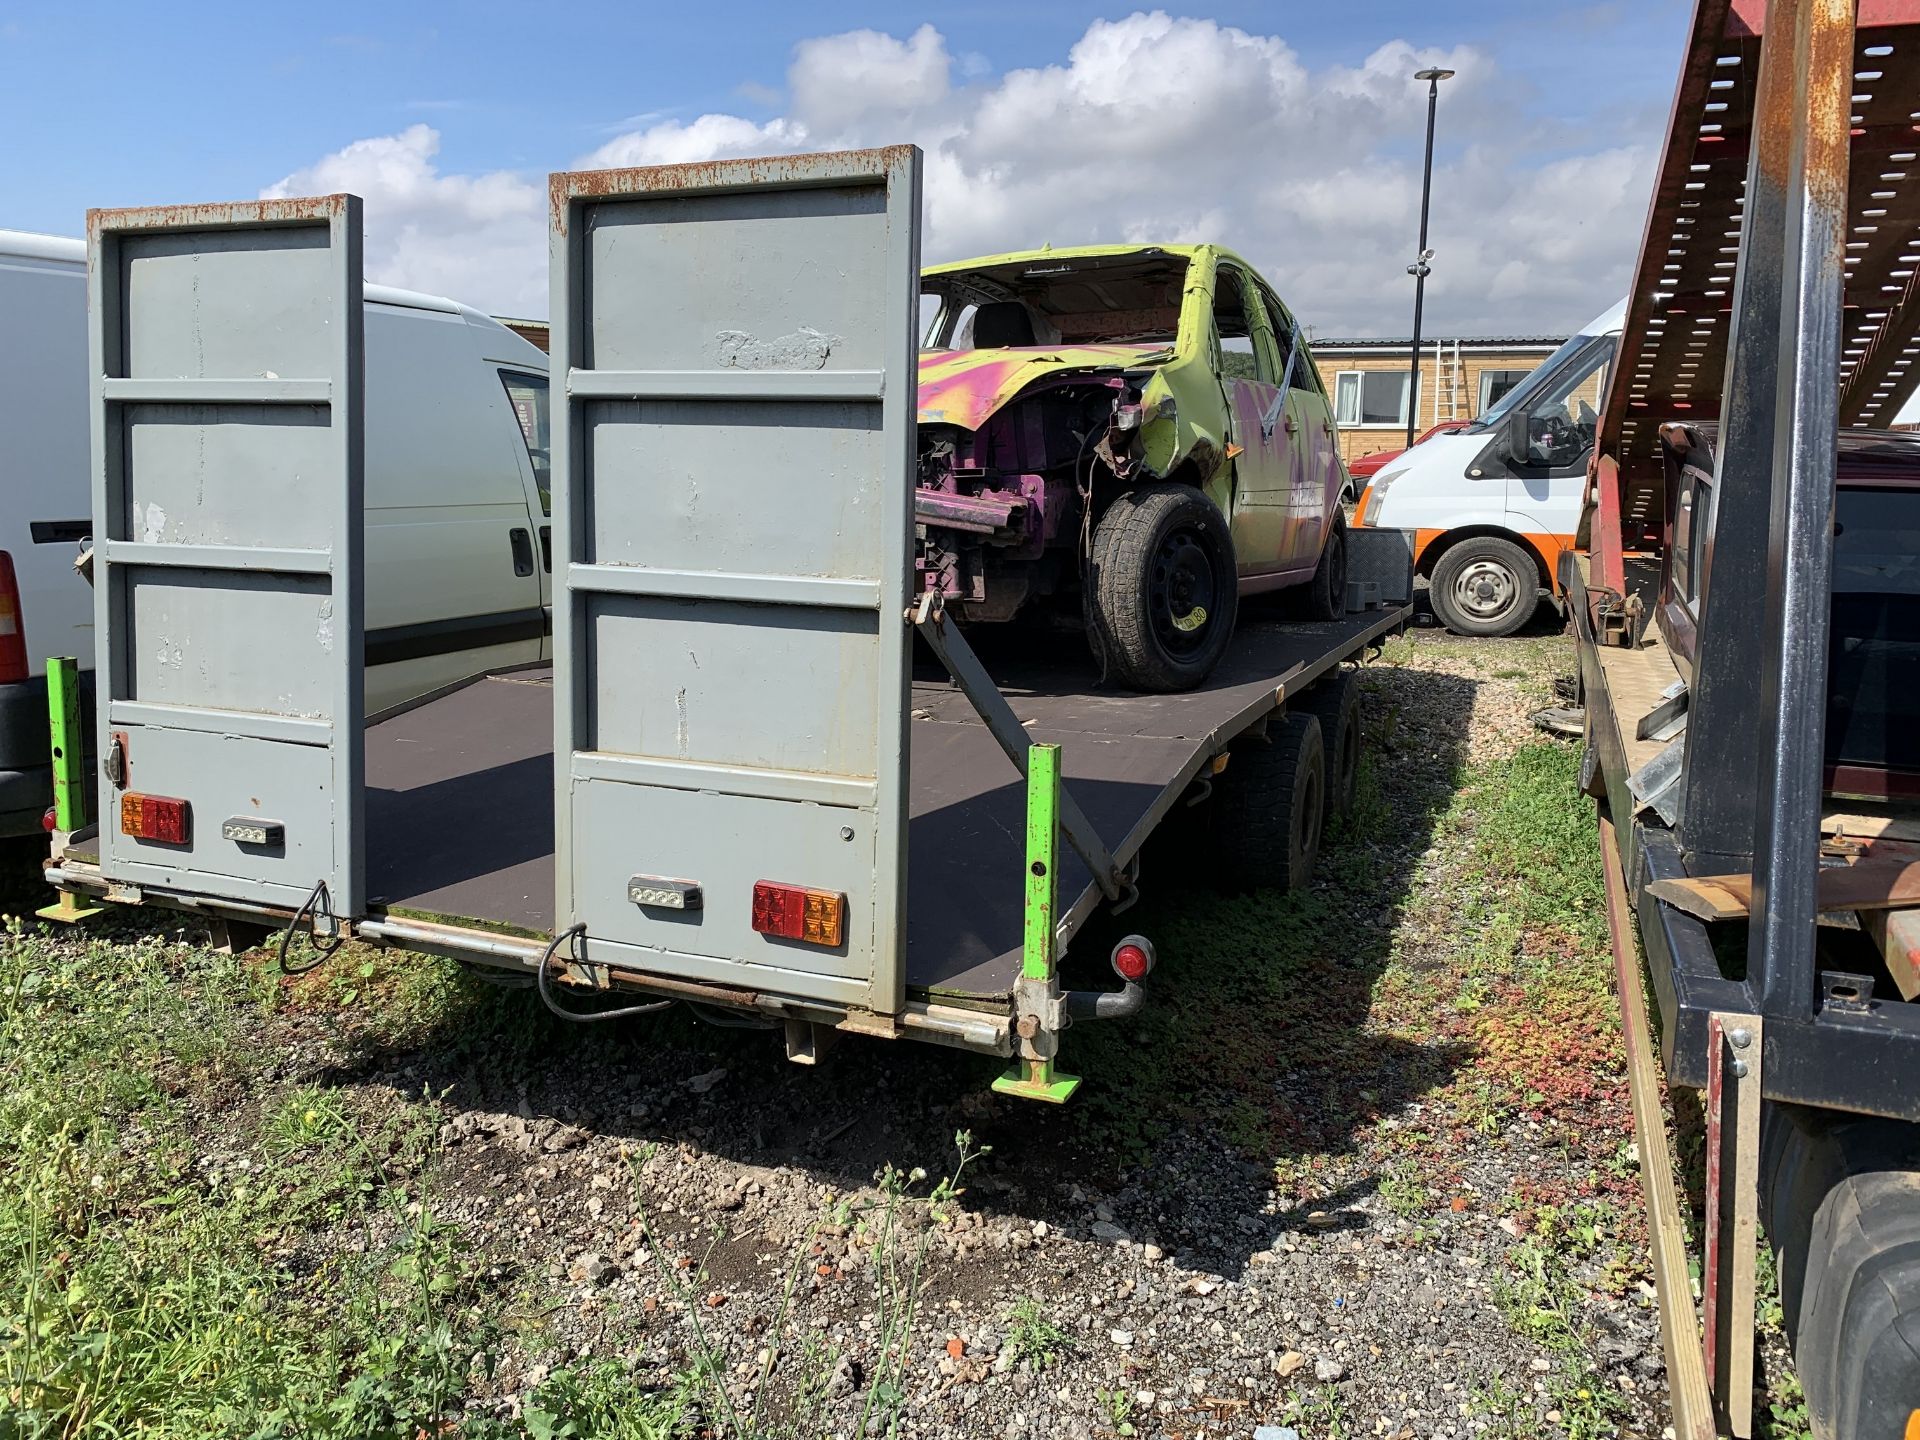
[41,807,57,833]
[1111,935,1155,982]
[751,881,846,948]
[120,792,191,845]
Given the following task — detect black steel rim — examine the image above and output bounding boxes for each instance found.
[1148,526,1218,657]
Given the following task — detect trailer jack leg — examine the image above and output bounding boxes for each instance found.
[993,742,1082,1103]
[36,656,104,924]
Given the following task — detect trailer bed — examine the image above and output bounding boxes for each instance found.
[361,607,1406,1002]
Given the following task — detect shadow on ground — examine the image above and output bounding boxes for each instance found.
[237,658,1482,1280]
[1,656,1484,1281]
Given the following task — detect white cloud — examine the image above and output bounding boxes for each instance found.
[263,13,1657,336]
[262,123,546,316]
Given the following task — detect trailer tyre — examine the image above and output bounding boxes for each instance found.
[1306,511,1349,622]
[1088,483,1238,692]
[1213,710,1325,893]
[1301,671,1362,819]
[1428,536,1540,637]
[1761,1105,1920,1439]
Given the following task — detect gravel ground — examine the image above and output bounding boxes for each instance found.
[6,605,1696,1439]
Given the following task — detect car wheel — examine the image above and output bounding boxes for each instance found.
[1088,483,1238,692]
[1306,511,1348,621]
[1428,536,1540,637]
[1211,711,1325,893]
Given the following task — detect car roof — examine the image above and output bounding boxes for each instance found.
[923,243,1218,278]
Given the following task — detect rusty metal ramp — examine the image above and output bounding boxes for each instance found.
[1600,0,1920,536]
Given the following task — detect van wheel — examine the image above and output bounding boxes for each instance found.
[1306,511,1348,621]
[1301,671,1362,818]
[1089,483,1238,692]
[1428,536,1540,637]
[1212,711,1325,893]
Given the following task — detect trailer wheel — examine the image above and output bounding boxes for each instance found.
[1088,483,1239,692]
[1428,536,1540,637]
[1306,511,1349,622]
[1301,670,1362,819]
[1213,711,1325,893]
[1762,1104,1920,1438]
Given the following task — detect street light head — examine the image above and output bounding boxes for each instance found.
[1415,68,1457,82]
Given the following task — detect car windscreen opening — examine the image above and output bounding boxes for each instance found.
[925,252,1189,350]
[1825,486,1920,779]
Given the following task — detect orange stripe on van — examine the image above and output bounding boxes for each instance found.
[1412,528,1578,594]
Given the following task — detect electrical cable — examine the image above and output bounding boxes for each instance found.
[535,923,675,1023]
[278,879,345,976]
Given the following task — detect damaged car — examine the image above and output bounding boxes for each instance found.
[917,243,1351,691]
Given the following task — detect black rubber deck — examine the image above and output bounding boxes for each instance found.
[364,608,1405,1000]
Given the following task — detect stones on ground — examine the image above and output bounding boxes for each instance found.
[567,1252,616,1286]
[687,1068,727,1095]
[1254,1428,1303,1440]
[1314,1357,1346,1382]
[1089,1220,1130,1244]
[1274,1350,1307,1378]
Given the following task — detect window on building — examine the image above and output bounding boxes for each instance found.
[1478,368,1530,412]
[1334,370,1410,428]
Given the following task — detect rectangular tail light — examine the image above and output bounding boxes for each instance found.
[751,881,846,948]
[0,552,26,685]
[120,792,191,845]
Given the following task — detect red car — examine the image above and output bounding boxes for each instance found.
[1346,421,1470,481]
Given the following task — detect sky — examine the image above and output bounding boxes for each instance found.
[0,2,1696,338]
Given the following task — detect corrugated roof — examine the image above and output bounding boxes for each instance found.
[1310,335,1568,348]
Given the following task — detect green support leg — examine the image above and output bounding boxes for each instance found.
[992,742,1081,1103]
[37,656,103,924]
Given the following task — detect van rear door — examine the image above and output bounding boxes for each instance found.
[550,148,921,1015]
[89,197,365,915]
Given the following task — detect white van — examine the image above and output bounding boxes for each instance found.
[0,229,552,836]
[1352,298,1624,636]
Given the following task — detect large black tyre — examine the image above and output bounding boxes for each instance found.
[1088,483,1238,692]
[1761,1104,1920,1438]
[1300,670,1361,819]
[1306,511,1349,621]
[1428,535,1541,637]
[1212,711,1325,893]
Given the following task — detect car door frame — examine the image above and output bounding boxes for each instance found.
[1210,259,1295,580]
[1258,279,1342,575]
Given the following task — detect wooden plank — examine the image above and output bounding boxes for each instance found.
[1824,811,1920,844]
[1862,908,1920,1001]
[1649,858,1920,921]
[1599,815,1719,1440]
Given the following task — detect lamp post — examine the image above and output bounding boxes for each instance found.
[1406,67,1454,450]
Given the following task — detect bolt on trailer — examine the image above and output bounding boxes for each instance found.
[41,148,1413,1100]
[1568,1,1920,1435]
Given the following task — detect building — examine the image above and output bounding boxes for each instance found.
[1309,334,1567,466]
[496,317,550,353]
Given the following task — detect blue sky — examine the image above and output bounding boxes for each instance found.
[0,3,1694,334]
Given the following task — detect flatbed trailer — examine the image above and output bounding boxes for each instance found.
[39,152,1411,1100]
[1571,1,1920,1435]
